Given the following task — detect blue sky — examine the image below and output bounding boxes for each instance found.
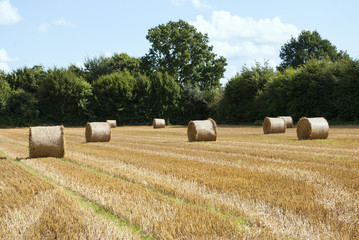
[1,0,358,84]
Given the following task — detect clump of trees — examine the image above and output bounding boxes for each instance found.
[218,30,358,124]
[217,58,359,124]
[278,30,348,70]
[0,25,358,127]
[0,20,226,127]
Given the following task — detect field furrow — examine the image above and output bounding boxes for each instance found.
[22,157,254,239]
[0,158,139,239]
[64,150,346,239]
[66,141,359,233]
[1,126,358,239]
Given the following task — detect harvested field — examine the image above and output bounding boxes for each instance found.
[0,126,358,239]
[0,158,140,239]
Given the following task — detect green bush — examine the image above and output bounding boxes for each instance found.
[92,71,136,124]
[37,68,92,125]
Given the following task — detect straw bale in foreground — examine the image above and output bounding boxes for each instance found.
[263,117,286,134]
[85,122,111,142]
[187,118,217,142]
[29,125,65,158]
[278,116,294,128]
[153,118,165,128]
[297,117,329,140]
[107,120,117,128]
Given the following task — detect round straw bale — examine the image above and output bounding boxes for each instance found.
[297,117,329,140]
[187,118,217,142]
[263,117,286,134]
[29,125,65,158]
[85,122,111,142]
[153,118,165,128]
[107,120,117,128]
[278,116,294,128]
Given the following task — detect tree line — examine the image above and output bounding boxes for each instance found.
[0,20,358,127]
[217,58,359,124]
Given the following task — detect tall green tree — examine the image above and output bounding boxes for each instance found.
[37,68,92,125]
[5,65,46,93]
[92,71,136,124]
[219,63,275,123]
[2,66,46,126]
[148,72,181,123]
[278,30,347,70]
[130,73,151,125]
[84,53,141,84]
[111,53,141,75]
[286,59,336,119]
[68,64,86,79]
[179,83,209,122]
[5,89,39,126]
[257,67,297,118]
[143,20,227,89]
[0,78,12,120]
[333,58,359,121]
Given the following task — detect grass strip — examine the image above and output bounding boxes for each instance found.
[0,151,152,240]
[61,156,250,228]
[0,138,27,149]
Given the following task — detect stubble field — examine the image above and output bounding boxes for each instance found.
[0,125,358,239]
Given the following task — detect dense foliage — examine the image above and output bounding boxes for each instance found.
[0,21,358,127]
[218,58,359,124]
[278,30,347,70]
[218,63,274,123]
[142,20,227,89]
[38,68,92,125]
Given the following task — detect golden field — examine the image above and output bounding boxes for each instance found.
[0,125,358,239]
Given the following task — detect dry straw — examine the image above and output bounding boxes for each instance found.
[263,117,286,134]
[153,118,165,128]
[278,116,294,128]
[187,118,217,142]
[107,120,117,128]
[297,117,329,140]
[29,125,65,158]
[85,122,111,142]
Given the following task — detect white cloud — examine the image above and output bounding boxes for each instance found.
[104,51,113,58]
[0,48,17,62]
[37,18,73,32]
[193,11,299,44]
[0,48,18,72]
[171,0,213,9]
[191,11,300,81]
[54,17,72,26]
[0,48,12,62]
[211,40,276,60]
[37,23,50,32]
[75,61,85,69]
[191,0,212,9]
[221,64,237,84]
[0,62,9,72]
[171,0,185,7]
[0,0,21,25]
